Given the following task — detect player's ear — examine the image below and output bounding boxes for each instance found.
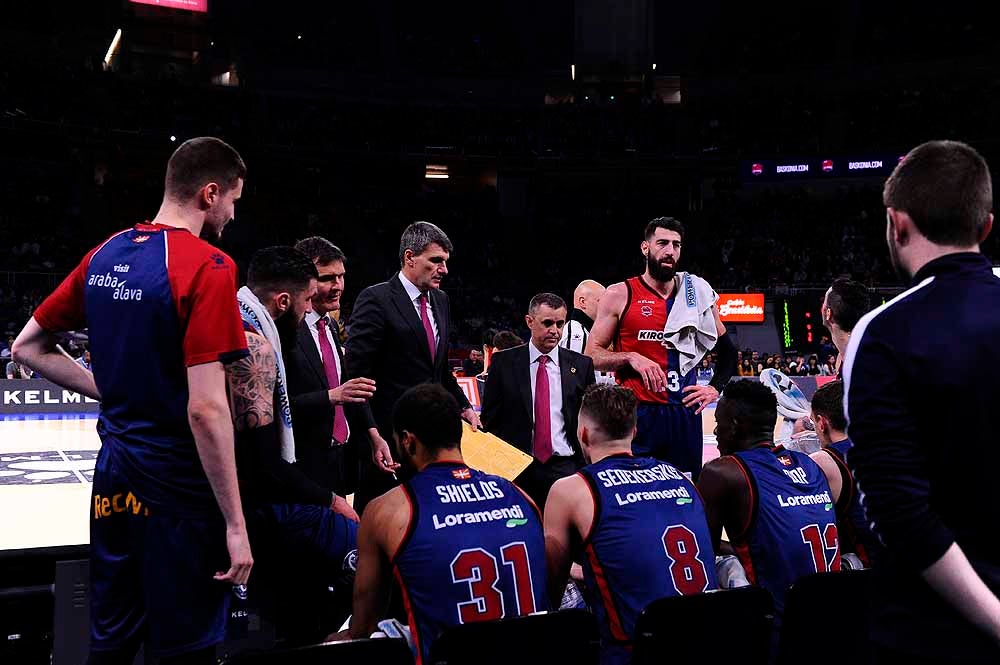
[275,292,291,313]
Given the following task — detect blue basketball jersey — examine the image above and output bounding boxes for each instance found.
[579,454,718,664]
[393,462,548,665]
[827,438,879,567]
[731,446,841,615]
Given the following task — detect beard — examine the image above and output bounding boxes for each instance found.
[646,252,677,282]
[274,307,301,351]
[395,438,417,475]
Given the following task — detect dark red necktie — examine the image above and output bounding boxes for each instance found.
[316,317,349,444]
[419,293,437,361]
[533,355,553,464]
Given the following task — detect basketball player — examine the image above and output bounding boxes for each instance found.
[347,384,548,664]
[12,137,252,664]
[585,217,737,480]
[697,380,843,618]
[819,277,869,377]
[545,384,718,665]
[228,246,359,638]
[807,380,878,568]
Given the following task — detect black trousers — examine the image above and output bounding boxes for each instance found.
[515,455,581,510]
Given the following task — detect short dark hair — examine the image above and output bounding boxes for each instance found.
[811,380,847,432]
[884,140,993,246]
[580,384,637,440]
[720,380,777,431]
[492,331,523,350]
[482,327,500,347]
[247,246,318,296]
[644,216,685,241]
[164,137,246,201]
[826,278,869,333]
[392,383,463,452]
[295,236,346,265]
[399,222,453,264]
[528,293,567,315]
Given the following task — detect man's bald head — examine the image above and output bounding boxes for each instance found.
[574,280,606,320]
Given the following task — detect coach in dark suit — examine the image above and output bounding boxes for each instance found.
[285,237,386,497]
[344,222,479,513]
[482,293,596,508]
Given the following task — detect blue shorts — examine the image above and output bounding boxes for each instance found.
[89,455,229,657]
[248,503,358,584]
[632,403,704,481]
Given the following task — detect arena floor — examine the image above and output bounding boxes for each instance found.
[0,411,723,552]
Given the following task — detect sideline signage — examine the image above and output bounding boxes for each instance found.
[0,380,99,415]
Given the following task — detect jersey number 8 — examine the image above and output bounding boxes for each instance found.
[662,525,711,595]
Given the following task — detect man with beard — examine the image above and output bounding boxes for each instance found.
[819,277,869,377]
[844,140,1000,663]
[230,246,359,639]
[585,217,737,481]
[346,384,547,664]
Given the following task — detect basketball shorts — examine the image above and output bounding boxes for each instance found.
[632,403,704,481]
[89,455,229,657]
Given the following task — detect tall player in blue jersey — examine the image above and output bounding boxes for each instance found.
[347,384,548,664]
[13,138,252,664]
[697,380,844,619]
[545,384,718,665]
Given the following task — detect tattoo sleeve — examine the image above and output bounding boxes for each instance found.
[226,332,277,431]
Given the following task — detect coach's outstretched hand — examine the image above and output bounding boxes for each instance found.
[682,384,719,415]
[332,494,360,522]
[462,407,482,432]
[214,525,253,585]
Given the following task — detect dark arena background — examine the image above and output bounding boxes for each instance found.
[1,1,999,664]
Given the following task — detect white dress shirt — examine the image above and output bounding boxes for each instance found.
[398,273,439,344]
[305,310,349,441]
[527,342,573,458]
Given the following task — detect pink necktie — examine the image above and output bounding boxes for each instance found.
[533,355,553,464]
[419,293,437,361]
[316,318,349,444]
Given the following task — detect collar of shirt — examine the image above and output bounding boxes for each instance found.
[398,272,426,304]
[569,308,595,329]
[911,251,992,285]
[528,342,560,368]
[304,310,328,329]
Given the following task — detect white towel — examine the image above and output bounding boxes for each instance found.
[237,286,296,463]
[661,272,719,376]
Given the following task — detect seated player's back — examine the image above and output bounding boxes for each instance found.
[579,454,718,659]
[730,446,841,614]
[394,462,548,662]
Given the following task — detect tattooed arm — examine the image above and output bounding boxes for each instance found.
[227,332,277,431]
[227,331,335,508]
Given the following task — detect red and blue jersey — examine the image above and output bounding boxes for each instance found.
[392,462,548,665]
[615,277,698,405]
[729,446,841,616]
[34,223,248,516]
[578,454,717,665]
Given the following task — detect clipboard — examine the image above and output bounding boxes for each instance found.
[460,423,534,480]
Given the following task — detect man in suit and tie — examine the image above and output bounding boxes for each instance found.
[285,237,391,497]
[482,293,596,508]
[344,222,481,514]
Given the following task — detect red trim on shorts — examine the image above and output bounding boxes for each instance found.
[585,543,629,642]
[393,566,423,665]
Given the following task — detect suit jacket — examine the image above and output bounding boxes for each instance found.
[481,344,596,459]
[343,273,472,439]
[285,317,376,493]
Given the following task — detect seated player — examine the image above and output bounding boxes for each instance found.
[227,247,359,635]
[347,384,548,664]
[545,384,718,665]
[808,380,880,569]
[697,380,843,619]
